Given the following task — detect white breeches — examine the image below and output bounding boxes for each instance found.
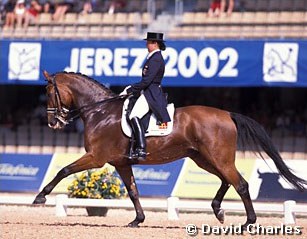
[129,94,150,120]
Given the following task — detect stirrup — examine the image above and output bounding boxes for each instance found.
[127,149,146,162]
[135,148,147,161]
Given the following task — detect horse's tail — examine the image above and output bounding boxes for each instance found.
[230,112,307,191]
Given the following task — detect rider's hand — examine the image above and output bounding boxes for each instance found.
[119,86,131,96]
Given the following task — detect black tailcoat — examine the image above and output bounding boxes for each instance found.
[127,51,171,123]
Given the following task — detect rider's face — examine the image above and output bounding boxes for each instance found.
[146,40,158,53]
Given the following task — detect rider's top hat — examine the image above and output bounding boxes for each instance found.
[143,32,165,42]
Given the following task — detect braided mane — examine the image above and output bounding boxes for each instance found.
[55,71,117,96]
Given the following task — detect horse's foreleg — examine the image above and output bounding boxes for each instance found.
[115,165,145,227]
[33,153,96,204]
[211,180,230,224]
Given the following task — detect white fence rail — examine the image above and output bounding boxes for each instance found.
[1,194,307,224]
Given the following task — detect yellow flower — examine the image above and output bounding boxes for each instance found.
[68,168,127,199]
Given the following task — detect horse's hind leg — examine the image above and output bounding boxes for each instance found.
[211,180,230,224]
[192,155,256,228]
[235,173,257,228]
[192,157,230,223]
[115,165,145,227]
[219,166,257,229]
[33,153,97,204]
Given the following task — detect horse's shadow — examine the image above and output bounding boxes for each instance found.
[256,171,307,202]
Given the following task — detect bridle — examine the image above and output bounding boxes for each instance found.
[47,76,129,126]
[47,76,71,125]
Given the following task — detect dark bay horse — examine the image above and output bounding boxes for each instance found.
[33,71,307,228]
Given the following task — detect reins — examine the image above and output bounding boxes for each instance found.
[67,94,129,122]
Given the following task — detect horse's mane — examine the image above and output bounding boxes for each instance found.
[55,71,117,96]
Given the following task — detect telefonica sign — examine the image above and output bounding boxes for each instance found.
[0,154,52,191]
[133,167,171,182]
[0,163,39,178]
[132,160,184,196]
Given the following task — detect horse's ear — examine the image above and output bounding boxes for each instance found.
[43,70,52,82]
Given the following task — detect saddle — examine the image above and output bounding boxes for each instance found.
[121,98,175,137]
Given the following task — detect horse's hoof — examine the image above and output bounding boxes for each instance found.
[242,219,256,231]
[216,209,225,224]
[242,222,253,231]
[127,216,145,228]
[32,196,46,205]
[128,220,140,228]
[242,223,248,231]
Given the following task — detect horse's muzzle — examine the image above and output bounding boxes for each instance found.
[48,120,64,129]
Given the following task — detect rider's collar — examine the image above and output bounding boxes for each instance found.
[147,49,160,59]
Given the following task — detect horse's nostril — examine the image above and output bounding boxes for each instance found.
[48,118,57,127]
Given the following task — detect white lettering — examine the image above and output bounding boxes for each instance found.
[79,48,94,75]
[114,48,129,76]
[178,47,198,78]
[133,168,170,180]
[294,226,302,235]
[202,224,211,234]
[202,223,302,236]
[129,48,147,76]
[218,47,238,77]
[247,224,256,235]
[211,226,222,235]
[198,47,218,78]
[164,47,178,77]
[64,48,79,72]
[266,226,275,235]
[95,48,113,76]
[0,163,39,176]
[63,46,239,80]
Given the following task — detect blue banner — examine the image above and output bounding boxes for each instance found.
[1,39,307,87]
[132,159,184,197]
[0,154,52,192]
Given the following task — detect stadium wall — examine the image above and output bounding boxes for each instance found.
[0,153,306,202]
[1,39,307,87]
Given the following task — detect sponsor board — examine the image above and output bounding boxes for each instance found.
[173,157,307,201]
[40,153,115,193]
[0,154,52,192]
[172,158,256,199]
[249,159,307,202]
[1,40,307,87]
[1,153,306,201]
[133,159,184,196]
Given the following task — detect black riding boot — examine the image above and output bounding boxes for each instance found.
[130,117,146,161]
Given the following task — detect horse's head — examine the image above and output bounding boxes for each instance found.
[44,70,73,129]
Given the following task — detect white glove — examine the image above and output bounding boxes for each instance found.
[119,85,131,96]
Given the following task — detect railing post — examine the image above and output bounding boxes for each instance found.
[167,197,179,220]
[56,194,68,217]
[284,200,296,224]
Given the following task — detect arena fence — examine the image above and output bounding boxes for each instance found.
[1,194,306,224]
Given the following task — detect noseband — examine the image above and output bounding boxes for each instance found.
[47,76,129,126]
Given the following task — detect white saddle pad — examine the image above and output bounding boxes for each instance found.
[121,98,175,137]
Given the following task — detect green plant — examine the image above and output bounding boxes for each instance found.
[67,168,127,199]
